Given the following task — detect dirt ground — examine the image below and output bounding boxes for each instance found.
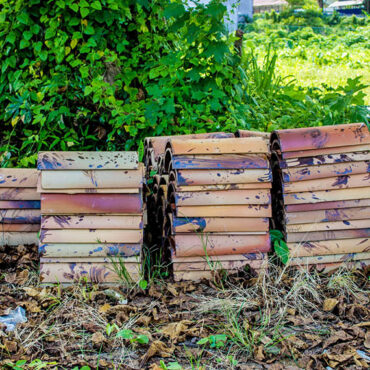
[0,244,369,369]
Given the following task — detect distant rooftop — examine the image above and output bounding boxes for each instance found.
[254,0,288,7]
[328,0,363,7]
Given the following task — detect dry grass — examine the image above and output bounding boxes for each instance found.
[0,254,369,369]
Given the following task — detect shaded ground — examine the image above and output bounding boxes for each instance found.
[0,244,369,369]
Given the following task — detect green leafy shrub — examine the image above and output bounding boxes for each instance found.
[0,0,247,167]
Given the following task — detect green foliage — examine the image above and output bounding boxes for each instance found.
[270,230,289,264]
[197,334,228,348]
[159,360,183,370]
[5,359,58,370]
[116,328,149,344]
[0,0,246,167]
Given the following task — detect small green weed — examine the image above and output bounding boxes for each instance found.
[270,230,290,264]
[197,334,228,349]
[116,329,149,345]
[6,359,58,370]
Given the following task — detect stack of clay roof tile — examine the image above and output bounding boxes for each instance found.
[0,169,40,246]
[143,133,234,259]
[37,152,144,283]
[271,123,370,272]
[163,136,272,281]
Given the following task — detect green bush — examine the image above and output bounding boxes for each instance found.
[0,0,247,167]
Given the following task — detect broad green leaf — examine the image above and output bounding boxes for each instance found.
[70,39,78,49]
[45,28,56,39]
[164,3,185,19]
[17,12,30,25]
[56,0,66,9]
[80,7,89,18]
[84,25,95,35]
[23,31,33,41]
[39,50,48,61]
[274,240,289,265]
[6,32,16,45]
[166,363,182,370]
[80,0,90,7]
[69,3,79,12]
[20,39,30,49]
[270,230,284,242]
[84,86,93,96]
[135,334,149,344]
[116,329,134,339]
[197,338,209,345]
[91,1,102,10]
[79,66,89,78]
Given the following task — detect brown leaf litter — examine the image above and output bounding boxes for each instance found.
[0,246,369,369]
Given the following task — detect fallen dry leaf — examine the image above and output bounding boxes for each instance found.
[323,330,353,349]
[323,298,338,312]
[160,320,192,341]
[19,300,41,313]
[98,303,111,314]
[5,269,29,284]
[91,332,105,346]
[141,340,175,364]
[4,339,17,353]
[286,335,308,350]
[254,345,265,361]
[136,315,151,326]
[167,284,179,297]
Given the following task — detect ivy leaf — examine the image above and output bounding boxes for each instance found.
[31,24,40,34]
[80,0,90,7]
[84,25,95,35]
[203,41,229,63]
[23,31,33,41]
[17,12,30,25]
[79,66,89,78]
[270,229,284,242]
[69,3,79,12]
[69,17,80,26]
[56,0,66,9]
[91,1,102,10]
[164,3,185,19]
[80,7,89,18]
[6,32,16,45]
[70,39,78,49]
[39,50,48,61]
[20,39,30,49]
[45,28,56,39]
